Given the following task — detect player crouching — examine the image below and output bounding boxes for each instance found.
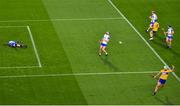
[8,40,27,48]
[149,21,159,40]
[99,32,110,56]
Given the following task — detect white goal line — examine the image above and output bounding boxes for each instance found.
[26,26,42,68]
[0,17,124,23]
[0,71,158,79]
[0,25,42,68]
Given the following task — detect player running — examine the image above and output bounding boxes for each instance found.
[7,40,27,48]
[99,32,110,56]
[153,65,175,96]
[149,21,160,40]
[162,25,174,48]
[146,11,158,32]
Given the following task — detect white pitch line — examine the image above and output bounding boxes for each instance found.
[27,26,42,68]
[107,0,180,82]
[0,17,124,23]
[0,66,40,69]
[0,71,158,79]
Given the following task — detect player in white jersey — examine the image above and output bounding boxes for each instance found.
[99,32,110,56]
[146,11,158,32]
[163,25,174,48]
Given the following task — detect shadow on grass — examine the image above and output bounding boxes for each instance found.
[3,43,7,46]
[155,96,174,105]
[2,43,19,51]
[151,36,167,49]
[168,49,180,58]
[151,36,180,58]
[99,56,119,72]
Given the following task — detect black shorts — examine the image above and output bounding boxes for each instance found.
[153,31,157,34]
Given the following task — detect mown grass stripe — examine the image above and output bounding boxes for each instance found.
[0,71,158,79]
[0,17,124,23]
[107,0,180,82]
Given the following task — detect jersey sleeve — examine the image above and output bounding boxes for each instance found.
[160,69,172,73]
[160,70,164,72]
[167,70,173,72]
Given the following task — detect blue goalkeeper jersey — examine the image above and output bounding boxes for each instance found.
[8,41,17,47]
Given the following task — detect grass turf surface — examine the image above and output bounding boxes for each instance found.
[0,0,180,105]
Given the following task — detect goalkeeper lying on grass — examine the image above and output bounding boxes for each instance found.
[7,40,27,48]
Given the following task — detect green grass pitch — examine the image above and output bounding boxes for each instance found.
[0,0,180,105]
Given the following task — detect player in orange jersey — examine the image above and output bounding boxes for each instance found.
[153,65,175,95]
[149,21,159,40]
